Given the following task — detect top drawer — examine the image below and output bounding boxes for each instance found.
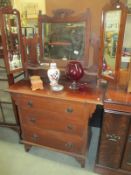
[14,94,89,120]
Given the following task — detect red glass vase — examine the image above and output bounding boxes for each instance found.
[66,61,84,89]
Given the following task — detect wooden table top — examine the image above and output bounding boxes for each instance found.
[8,80,104,105]
[104,87,131,106]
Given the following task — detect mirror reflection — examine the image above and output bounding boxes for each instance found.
[4,14,22,71]
[42,22,85,60]
[121,14,131,68]
[102,10,121,78]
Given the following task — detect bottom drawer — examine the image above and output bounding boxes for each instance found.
[22,125,85,154]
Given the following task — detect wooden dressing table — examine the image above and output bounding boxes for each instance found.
[8,80,104,167]
[0,3,130,172]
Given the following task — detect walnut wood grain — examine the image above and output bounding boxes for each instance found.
[98,111,130,169]
[122,124,131,171]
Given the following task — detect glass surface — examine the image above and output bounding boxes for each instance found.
[0,108,3,122]
[121,14,131,69]
[4,14,22,71]
[1,103,16,123]
[0,25,3,57]
[127,144,131,164]
[102,10,121,78]
[42,22,85,60]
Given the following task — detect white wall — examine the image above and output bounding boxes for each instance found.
[12,0,46,14]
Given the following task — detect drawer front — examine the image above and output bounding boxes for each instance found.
[104,103,131,113]
[16,95,88,121]
[98,111,130,169]
[19,109,85,136]
[22,125,85,154]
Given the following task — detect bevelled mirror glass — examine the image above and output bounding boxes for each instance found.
[38,9,91,68]
[42,22,85,60]
[99,0,127,82]
[4,14,23,71]
[0,8,24,74]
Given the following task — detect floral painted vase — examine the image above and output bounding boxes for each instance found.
[47,63,60,86]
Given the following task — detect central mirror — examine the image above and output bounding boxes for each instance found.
[38,9,91,68]
[42,22,85,60]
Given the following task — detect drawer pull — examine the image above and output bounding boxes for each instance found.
[29,117,36,123]
[67,124,74,130]
[31,134,39,141]
[128,135,131,142]
[106,134,120,142]
[27,101,33,107]
[65,142,74,149]
[66,108,73,113]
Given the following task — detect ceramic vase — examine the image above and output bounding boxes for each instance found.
[47,63,60,86]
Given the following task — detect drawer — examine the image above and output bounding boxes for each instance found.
[22,125,85,154]
[98,111,130,168]
[104,103,131,113]
[16,95,88,121]
[19,109,85,136]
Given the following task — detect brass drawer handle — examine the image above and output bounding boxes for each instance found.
[29,117,36,123]
[31,134,39,141]
[67,124,74,131]
[65,142,74,149]
[66,108,73,113]
[106,134,120,142]
[27,101,33,107]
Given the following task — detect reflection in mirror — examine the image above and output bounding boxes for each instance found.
[42,22,85,60]
[102,10,121,78]
[99,0,127,82]
[119,14,131,88]
[38,9,91,68]
[4,14,22,71]
[121,14,131,68]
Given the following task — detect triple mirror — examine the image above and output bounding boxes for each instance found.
[0,7,24,74]
[99,0,127,82]
[38,9,91,68]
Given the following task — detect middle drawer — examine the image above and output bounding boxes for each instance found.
[19,109,85,136]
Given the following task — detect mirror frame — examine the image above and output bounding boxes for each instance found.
[38,9,91,69]
[0,7,24,74]
[99,0,127,82]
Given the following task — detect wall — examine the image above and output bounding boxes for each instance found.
[13,0,46,13]
[12,0,46,27]
[13,0,126,35]
[46,0,126,35]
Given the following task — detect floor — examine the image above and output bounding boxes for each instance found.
[0,127,100,175]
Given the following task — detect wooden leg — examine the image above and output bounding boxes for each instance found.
[24,144,32,152]
[75,157,86,168]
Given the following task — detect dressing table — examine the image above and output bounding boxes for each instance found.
[0,1,131,171]
[0,7,103,167]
